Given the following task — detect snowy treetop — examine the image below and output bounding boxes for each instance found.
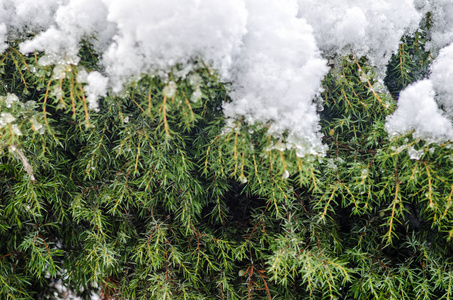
[1,0,453,154]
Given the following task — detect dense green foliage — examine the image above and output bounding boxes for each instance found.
[2,18,453,300]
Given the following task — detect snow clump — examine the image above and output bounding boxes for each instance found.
[19,0,115,62]
[386,41,453,144]
[429,42,453,118]
[415,0,453,53]
[223,0,329,156]
[101,0,247,92]
[85,71,109,111]
[386,80,453,144]
[296,0,421,72]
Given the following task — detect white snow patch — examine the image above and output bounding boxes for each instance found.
[101,0,247,92]
[430,42,453,117]
[408,146,424,160]
[297,0,421,72]
[224,0,329,156]
[85,71,108,111]
[0,24,7,53]
[20,0,115,60]
[386,80,453,143]
[415,0,453,53]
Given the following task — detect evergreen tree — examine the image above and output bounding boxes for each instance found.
[1,9,453,300]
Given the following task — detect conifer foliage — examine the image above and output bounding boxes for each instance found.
[1,8,453,300]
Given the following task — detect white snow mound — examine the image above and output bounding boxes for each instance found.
[386,80,453,143]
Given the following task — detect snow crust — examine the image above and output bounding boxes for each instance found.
[0,0,453,153]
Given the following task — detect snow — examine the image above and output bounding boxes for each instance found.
[0,23,7,53]
[408,146,424,160]
[189,73,203,102]
[85,71,109,111]
[385,80,453,143]
[162,81,177,98]
[416,0,453,53]
[101,0,247,92]
[0,0,450,153]
[19,0,114,59]
[0,112,16,127]
[5,93,19,108]
[223,0,329,156]
[296,0,421,72]
[429,42,453,117]
[386,41,453,144]
[0,0,61,45]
